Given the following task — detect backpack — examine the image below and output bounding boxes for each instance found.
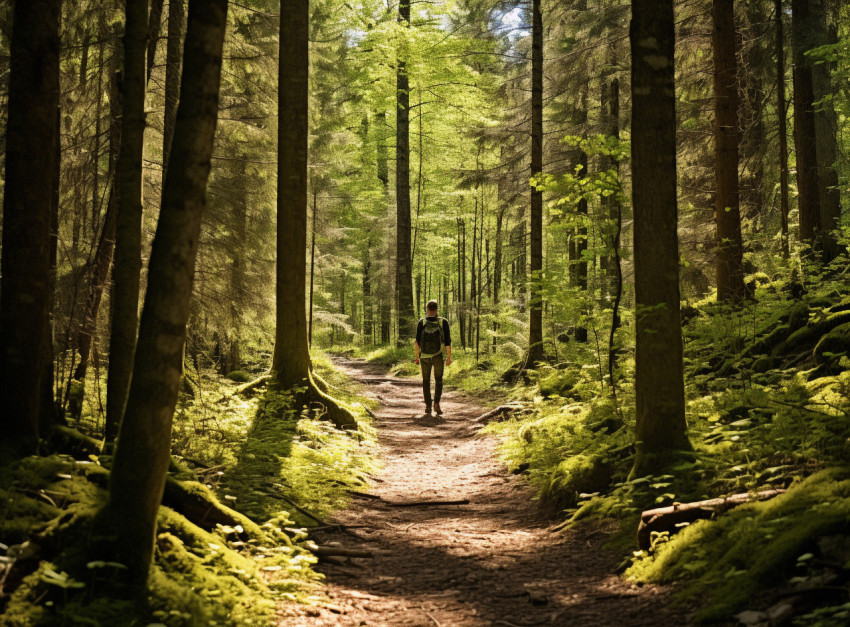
[420,317,445,358]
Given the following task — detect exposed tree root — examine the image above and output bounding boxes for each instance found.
[303,372,359,431]
[216,374,271,403]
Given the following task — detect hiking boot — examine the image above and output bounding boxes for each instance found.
[425,405,432,416]
[434,402,443,415]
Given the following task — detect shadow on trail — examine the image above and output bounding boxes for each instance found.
[279,357,691,626]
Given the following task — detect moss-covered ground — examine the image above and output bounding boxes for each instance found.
[0,352,376,626]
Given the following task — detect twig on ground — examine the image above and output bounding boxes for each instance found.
[426,611,442,626]
[386,499,470,507]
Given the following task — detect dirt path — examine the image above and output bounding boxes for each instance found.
[278,358,690,626]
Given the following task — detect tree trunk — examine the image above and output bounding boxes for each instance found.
[163,0,184,174]
[575,90,589,343]
[791,0,821,246]
[376,111,389,189]
[528,0,544,365]
[146,0,165,83]
[99,0,228,584]
[0,0,60,456]
[395,0,416,346]
[713,0,745,302]
[630,0,691,478]
[106,0,149,441]
[810,0,841,261]
[228,156,248,371]
[70,40,123,420]
[363,244,373,343]
[308,188,317,347]
[270,0,356,430]
[469,192,478,349]
[273,0,312,386]
[776,0,790,258]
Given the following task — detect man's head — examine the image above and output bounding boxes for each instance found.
[426,300,438,315]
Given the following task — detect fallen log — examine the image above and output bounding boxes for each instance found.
[638,489,786,550]
[474,404,525,424]
[385,498,470,507]
[314,545,373,559]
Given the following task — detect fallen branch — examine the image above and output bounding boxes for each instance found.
[314,545,373,559]
[638,489,786,549]
[474,404,525,424]
[385,499,470,507]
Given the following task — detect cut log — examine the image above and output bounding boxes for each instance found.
[637,489,786,550]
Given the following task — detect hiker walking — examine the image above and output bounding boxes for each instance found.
[414,300,452,416]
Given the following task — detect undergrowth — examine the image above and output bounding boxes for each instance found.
[482,265,850,621]
[0,353,376,626]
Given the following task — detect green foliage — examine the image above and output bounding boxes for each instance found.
[626,469,850,622]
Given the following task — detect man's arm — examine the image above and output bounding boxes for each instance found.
[445,344,452,366]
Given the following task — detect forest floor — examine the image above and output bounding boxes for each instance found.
[278,358,693,626]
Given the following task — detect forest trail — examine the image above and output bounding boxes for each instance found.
[278,358,690,626]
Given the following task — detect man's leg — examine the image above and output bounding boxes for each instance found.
[421,357,433,412]
[433,353,444,414]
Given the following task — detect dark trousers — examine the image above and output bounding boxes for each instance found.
[420,353,444,406]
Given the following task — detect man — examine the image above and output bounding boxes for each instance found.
[414,300,452,416]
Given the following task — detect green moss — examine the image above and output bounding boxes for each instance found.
[775,310,850,357]
[544,454,614,510]
[626,469,850,622]
[538,368,580,399]
[226,370,253,383]
[813,321,850,365]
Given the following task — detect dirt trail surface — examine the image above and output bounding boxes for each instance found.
[278,358,690,626]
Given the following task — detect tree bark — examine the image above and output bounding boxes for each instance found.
[395,0,416,346]
[630,0,691,478]
[146,0,165,84]
[272,0,312,385]
[776,0,790,258]
[0,0,60,455]
[575,90,589,343]
[528,0,544,365]
[713,0,745,302]
[810,0,841,261]
[100,0,228,585]
[163,0,184,174]
[791,0,821,246]
[106,0,149,441]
